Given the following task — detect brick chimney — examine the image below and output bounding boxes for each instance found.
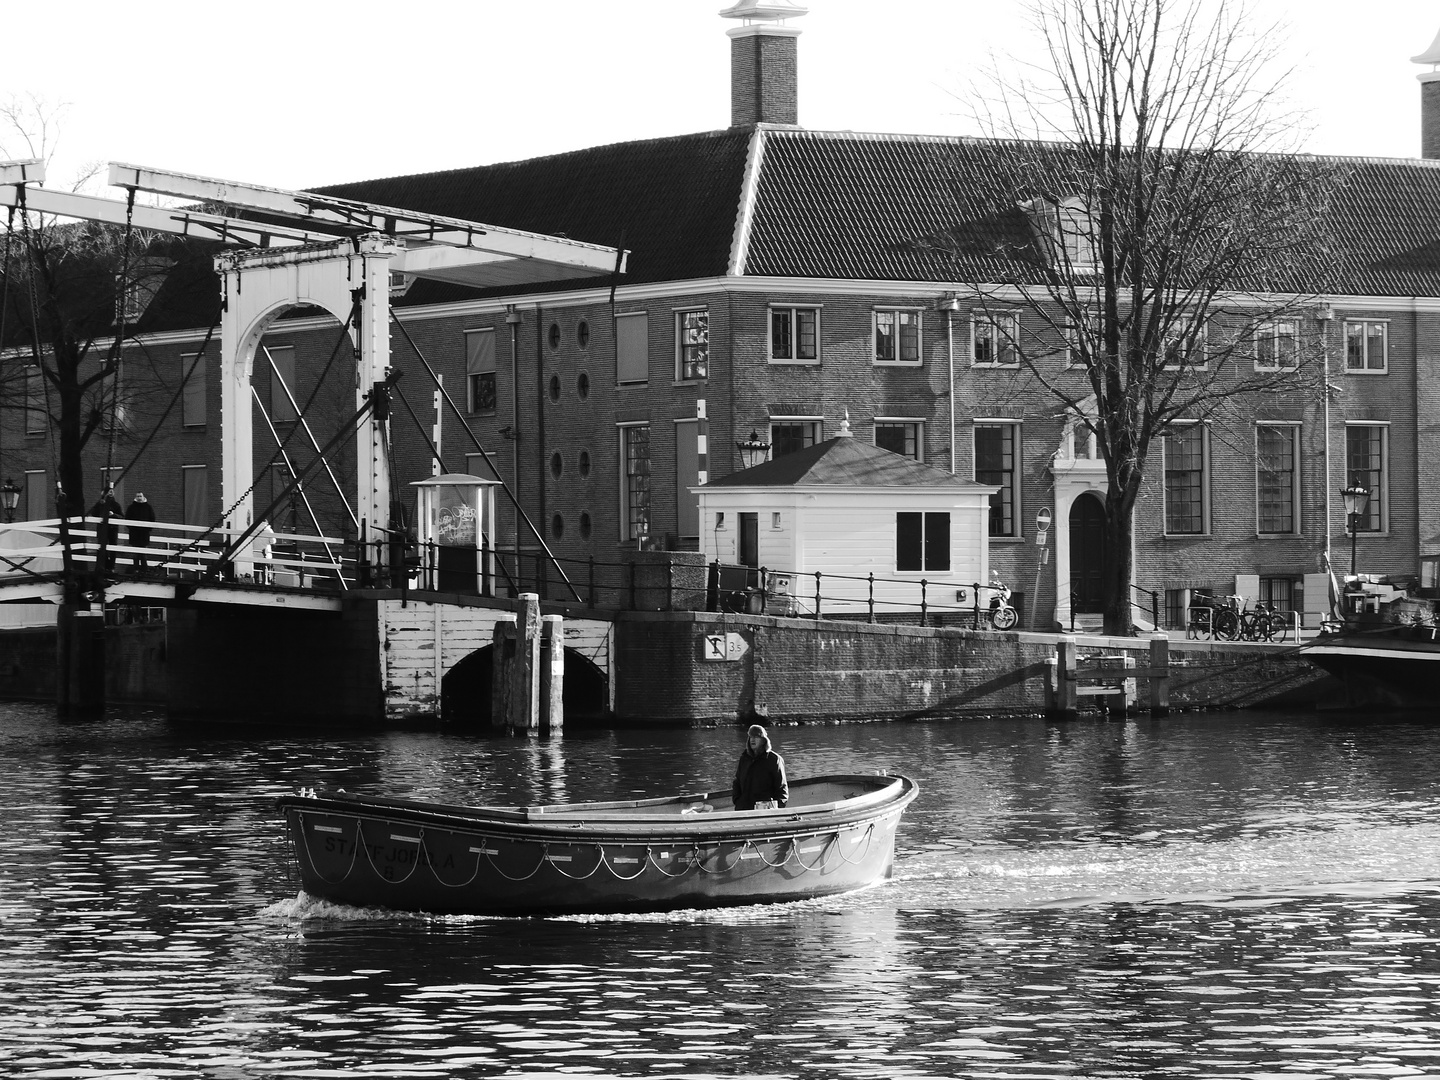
[1413,26,1440,158]
[720,0,808,128]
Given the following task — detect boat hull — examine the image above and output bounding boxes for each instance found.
[1303,624,1440,709]
[278,774,917,916]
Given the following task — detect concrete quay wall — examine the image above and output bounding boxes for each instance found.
[612,612,1328,724]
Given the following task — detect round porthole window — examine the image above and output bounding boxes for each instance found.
[578,450,591,478]
[550,451,563,479]
[548,322,561,350]
[552,514,565,540]
[577,372,590,400]
[579,512,592,539]
[548,374,561,402]
[577,320,590,348]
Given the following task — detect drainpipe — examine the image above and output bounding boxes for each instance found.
[535,304,547,587]
[507,304,523,580]
[1318,303,1332,570]
[938,293,958,473]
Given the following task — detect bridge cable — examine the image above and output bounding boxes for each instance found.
[388,309,580,603]
[250,384,346,583]
[259,343,358,531]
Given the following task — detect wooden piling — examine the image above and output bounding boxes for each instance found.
[1149,633,1170,718]
[541,614,564,734]
[56,605,105,718]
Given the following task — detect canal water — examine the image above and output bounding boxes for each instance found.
[4,705,1440,1078]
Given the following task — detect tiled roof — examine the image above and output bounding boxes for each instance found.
[317,129,756,301]
[705,434,988,489]
[744,129,1440,297]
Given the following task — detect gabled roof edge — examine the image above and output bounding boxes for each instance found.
[728,126,770,276]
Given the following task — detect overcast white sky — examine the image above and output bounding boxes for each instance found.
[2,0,1438,194]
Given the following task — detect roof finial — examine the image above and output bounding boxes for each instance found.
[837,409,852,438]
[1415,26,1440,67]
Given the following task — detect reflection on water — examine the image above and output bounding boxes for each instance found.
[5,705,1440,1076]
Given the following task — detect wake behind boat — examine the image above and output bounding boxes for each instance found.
[277,773,918,916]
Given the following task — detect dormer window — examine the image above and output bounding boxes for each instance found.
[1022,195,1097,271]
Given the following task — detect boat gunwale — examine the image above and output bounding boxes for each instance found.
[278,774,917,845]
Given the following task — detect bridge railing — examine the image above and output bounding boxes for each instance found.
[0,518,357,589]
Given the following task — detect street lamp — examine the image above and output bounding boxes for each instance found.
[1341,480,1371,578]
[736,429,771,470]
[0,478,19,523]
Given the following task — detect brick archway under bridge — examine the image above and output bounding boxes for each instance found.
[378,597,613,724]
[440,644,609,728]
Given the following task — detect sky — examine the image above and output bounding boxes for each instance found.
[2,0,1439,195]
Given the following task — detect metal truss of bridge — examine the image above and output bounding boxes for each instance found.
[1,158,626,591]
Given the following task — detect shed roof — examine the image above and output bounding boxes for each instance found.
[704,434,990,490]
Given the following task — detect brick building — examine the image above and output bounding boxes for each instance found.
[9,3,1440,631]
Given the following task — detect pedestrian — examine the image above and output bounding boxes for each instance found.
[90,487,123,572]
[733,723,788,811]
[125,493,156,569]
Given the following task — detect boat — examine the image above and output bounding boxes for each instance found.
[1301,572,1440,708]
[277,773,918,916]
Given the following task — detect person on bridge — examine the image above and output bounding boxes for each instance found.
[91,488,123,572]
[733,724,788,811]
[126,493,156,569]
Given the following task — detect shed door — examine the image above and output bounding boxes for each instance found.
[1069,493,1107,613]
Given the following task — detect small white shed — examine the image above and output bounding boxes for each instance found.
[695,427,996,616]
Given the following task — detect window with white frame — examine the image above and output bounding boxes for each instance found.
[770,306,819,363]
[465,328,497,414]
[1254,320,1299,371]
[874,419,923,461]
[972,313,1018,367]
[675,309,708,382]
[266,345,297,423]
[896,512,950,572]
[1256,423,1300,535]
[974,422,1020,537]
[1024,195,1098,270]
[1345,320,1387,373]
[873,308,920,365]
[1345,424,1387,532]
[181,352,206,428]
[1065,308,1097,368]
[619,424,651,541]
[769,418,821,458]
[1163,423,1207,535]
[1163,318,1208,369]
[616,311,649,386]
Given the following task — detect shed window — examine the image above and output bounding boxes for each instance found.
[896,512,950,572]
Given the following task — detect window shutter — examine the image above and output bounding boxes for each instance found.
[925,513,951,571]
[896,513,922,571]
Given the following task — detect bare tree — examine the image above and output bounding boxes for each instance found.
[1,95,173,519]
[957,0,1341,634]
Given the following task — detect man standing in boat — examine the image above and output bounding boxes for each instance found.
[733,725,788,811]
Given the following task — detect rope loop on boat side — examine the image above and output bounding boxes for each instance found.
[599,845,650,881]
[789,832,837,872]
[833,822,878,866]
[545,844,607,881]
[359,823,423,885]
[692,840,741,875]
[484,840,549,882]
[646,844,697,878]
[746,837,794,869]
[296,811,360,886]
[426,833,484,890]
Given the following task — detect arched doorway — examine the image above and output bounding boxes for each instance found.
[439,645,610,729]
[1069,492,1107,613]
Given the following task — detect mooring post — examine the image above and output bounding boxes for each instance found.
[540,614,564,734]
[1149,632,1170,718]
[56,604,106,719]
[1051,635,1079,721]
[489,614,517,730]
[510,593,542,733]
